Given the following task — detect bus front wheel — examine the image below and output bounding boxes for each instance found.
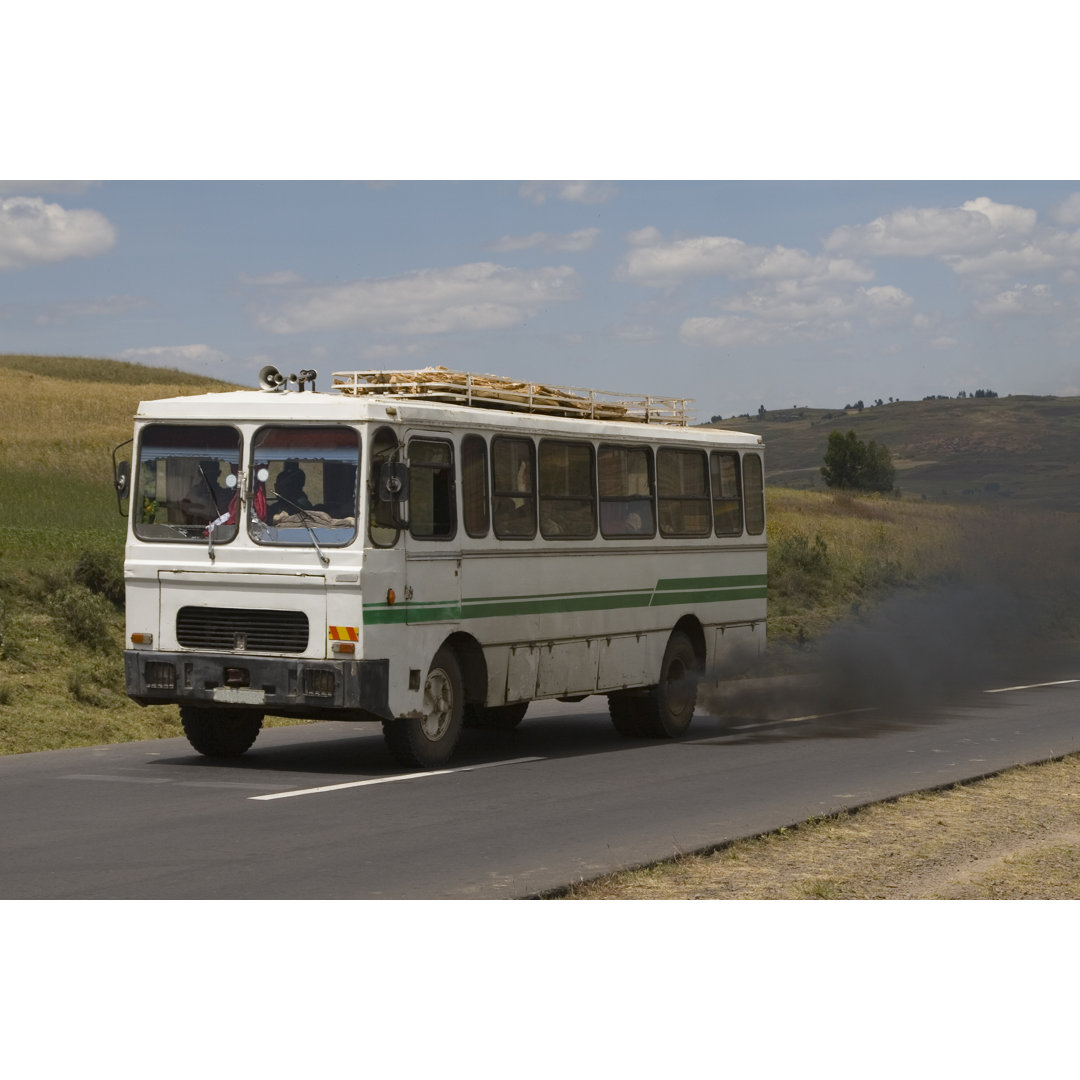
[383,646,465,768]
[180,707,263,757]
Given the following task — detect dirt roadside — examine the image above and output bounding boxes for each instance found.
[554,753,1080,899]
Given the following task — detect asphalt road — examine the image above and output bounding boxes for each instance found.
[1,674,1078,898]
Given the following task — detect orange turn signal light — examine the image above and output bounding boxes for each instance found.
[332,641,356,655]
[131,632,153,645]
[387,588,396,605]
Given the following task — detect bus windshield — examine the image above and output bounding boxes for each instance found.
[248,426,360,548]
[133,424,242,543]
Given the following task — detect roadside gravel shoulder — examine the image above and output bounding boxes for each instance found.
[556,753,1080,900]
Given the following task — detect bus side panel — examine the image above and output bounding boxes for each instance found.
[505,644,540,700]
[597,632,654,691]
[710,622,766,676]
[536,638,600,697]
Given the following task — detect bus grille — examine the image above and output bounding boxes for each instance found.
[176,607,310,654]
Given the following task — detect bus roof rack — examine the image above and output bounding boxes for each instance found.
[330,367,693,427]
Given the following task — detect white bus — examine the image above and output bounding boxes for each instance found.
[117,368,766,768]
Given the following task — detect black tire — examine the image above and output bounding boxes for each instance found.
[637,631,700,738]
[180,706,263,757]
[608,691,648,737]
[382,646,465,768]
[464,701,529,731]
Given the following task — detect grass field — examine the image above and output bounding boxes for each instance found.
[0,354,241,751]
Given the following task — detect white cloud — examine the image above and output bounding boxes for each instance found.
[488,227,599,253]
[255,262,580,335]
[518,181,617,205]
[0,196,116,270]
[973,283,1059,317]
[618,231,872,287]
[1051,192,1080,226]
[239,270,304,285]
[680,282,915,349]
[120,344,231,371]
[824,197,1037,258]
[942,243,1072,277]
[626,226,662,246]
[680,314,795,349]
[35,294,148,325]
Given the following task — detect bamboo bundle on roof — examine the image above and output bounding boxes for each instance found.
[331,367,692,426]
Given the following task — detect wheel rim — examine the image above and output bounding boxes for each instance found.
[421,667,454,741]
[665,655,694,718]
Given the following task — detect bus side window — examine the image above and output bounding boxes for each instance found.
[492,437,536,539]
[539,440,596,539]
[369,425,400,547]
[657,448,710,537]
[599,444,655,538]
[711,451,743,536]
[462,434,489,538]
[409,439,456,540]
[743,452,765,535]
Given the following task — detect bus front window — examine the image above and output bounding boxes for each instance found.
[134,425,241,543]
[250,427,359,548]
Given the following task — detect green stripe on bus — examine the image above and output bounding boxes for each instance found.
[655,574,768,590]
[362,573,766,625]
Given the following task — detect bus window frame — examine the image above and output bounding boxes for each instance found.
[368,425,402,548]
[491,435,537,540]
[598,443,656,540]
[538,438,597,541]
[461,433,490,539]
[407,436,457,542]
[710,450,744,537]
[742,451,765,536]
[656,446,711,539]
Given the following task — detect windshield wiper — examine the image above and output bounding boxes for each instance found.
[269,489,330,566]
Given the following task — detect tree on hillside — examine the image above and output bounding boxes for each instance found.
[820,429,896,493]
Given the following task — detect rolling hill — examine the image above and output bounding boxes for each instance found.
[710,395,1080,511]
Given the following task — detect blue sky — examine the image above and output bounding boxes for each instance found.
[4,180,1080,419]
[4,3,1077,421]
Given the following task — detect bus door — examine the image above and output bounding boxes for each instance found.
[403,432,461,626]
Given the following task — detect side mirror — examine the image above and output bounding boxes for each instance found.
[112,440,133,518]
[378,461,410,503]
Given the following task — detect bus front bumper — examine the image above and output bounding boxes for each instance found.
[124,650,392,720]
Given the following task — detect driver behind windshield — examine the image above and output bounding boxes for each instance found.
[180,459,232,524]
[268,460,313,521]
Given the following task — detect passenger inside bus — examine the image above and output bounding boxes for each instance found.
[179,459,232,524]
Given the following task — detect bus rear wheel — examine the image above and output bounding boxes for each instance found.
[637,631,699,738]
[180,707,263,757]
[608,692,648,737]
[383,646,465,768]
[464,702,529,730]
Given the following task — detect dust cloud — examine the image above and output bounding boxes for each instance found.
[701,517,1080,723]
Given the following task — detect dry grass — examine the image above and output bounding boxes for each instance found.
[0,366,235,482]
[765,489,969,641]
[556,754,1080,900]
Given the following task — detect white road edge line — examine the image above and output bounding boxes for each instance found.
[249,756,546,801]
[718,707,878,734]
[985,679,1080,694]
